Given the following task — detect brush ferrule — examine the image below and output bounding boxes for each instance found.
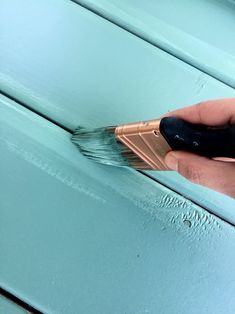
[115,119,171,170]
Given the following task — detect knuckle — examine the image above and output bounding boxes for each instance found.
[178,162,203,184]
[195,101,204,121]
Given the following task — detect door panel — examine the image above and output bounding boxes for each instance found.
[1,0,235,222]
[1,94,235,313]
[76,0,235,87]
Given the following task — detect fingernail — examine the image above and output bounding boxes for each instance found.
[165,152,178,171]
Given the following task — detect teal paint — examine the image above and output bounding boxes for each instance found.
[148,171,235,225]
[0,295,27,314]
[1,0,235,129]
[0,0,235,221]
[1,95,235,313]
[76,0,235,87]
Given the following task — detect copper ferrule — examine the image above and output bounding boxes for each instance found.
[115,119,171,170]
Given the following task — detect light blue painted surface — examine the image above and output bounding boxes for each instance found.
[1,0,235,130]
[77,0,235,87]
[0,295,27,314]
[148,171,235,225]
[1,94,235,313]
[0,0,235,222]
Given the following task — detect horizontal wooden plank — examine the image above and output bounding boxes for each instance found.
[1,94,235,313]
[1,0,235,129]
[77,0,235,87]
[1,0,235,222]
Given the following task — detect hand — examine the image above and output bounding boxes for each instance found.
[164,98,235,198]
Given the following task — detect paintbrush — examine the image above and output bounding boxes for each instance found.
[71,117,235,170]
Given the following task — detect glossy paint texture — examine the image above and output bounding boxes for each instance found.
[1,0,235,222]
[1,93,235,313]
[77,0,235,87]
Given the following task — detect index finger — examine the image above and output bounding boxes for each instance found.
[165,98,235,126]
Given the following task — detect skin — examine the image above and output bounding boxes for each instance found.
[164,98,235,198]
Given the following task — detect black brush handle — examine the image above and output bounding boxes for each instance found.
[160,117,235,158]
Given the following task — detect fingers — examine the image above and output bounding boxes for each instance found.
[163,98,235,197]
[165,98,235,126]
[165,151,235,197]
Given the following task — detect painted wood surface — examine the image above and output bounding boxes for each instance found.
[1,93,235,313]
[77,0,235,88]
[1,0,235,223]
[0,295,27,314]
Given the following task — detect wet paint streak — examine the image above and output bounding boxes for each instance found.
[155,194,224,243]
[155,193,190,209]
[1,0,235,226]
[0,92,229,240]
[96,168,226,242]
[0,138,107,204]
[2,94,235,314]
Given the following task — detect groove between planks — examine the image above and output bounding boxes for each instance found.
[0,90,232,226]
[0,287,43,314]
[71,0,235,90]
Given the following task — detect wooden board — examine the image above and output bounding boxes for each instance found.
[77,0,235,87]
[1,93,235,313]
[1,0,235,223]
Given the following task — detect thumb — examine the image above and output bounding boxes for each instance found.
[165,151,235,197]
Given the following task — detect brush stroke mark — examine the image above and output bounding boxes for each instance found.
[96,167,227,245]
[0,137,107,204]
[0,115,228,246]
[2,0,235,225]
[155,193,190,209]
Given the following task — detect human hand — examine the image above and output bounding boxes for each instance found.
[164,98,235,198]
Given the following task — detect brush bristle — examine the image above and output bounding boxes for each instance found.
[71,126,148,169]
